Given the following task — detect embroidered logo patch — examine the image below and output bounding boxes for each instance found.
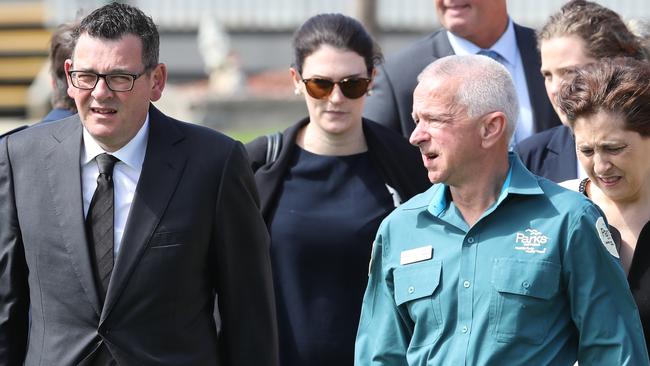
[514,228,549,254]
[596,217,619,258]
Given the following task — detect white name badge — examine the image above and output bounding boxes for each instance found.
[400,245,433,265]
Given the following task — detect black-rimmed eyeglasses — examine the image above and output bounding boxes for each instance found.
[68,70,147,92]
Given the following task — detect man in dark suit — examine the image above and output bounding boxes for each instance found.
[364,0,561,140]
[0,3,278,365]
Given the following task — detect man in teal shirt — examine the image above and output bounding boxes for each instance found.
[355,55,649,365]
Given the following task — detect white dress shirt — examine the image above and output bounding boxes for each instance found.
[447,19,534,144]
[81,114,149,255]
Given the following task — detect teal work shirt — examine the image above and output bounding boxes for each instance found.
[355,154,649,366]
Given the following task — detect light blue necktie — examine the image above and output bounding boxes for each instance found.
[477,49,504,65]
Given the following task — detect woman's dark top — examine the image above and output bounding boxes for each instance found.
[245,117,430,365]
[269,147,393,365]
[579,177,650,351]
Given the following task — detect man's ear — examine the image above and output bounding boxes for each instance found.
[64,59,74,98]
[480,111,507,148]
[149,63,167,102]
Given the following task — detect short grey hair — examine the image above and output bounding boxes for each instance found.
[417,55,519,140]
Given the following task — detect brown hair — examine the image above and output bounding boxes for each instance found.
[558,57,650,136]
[292,13,382,76]
[49,23,77,111]
[537,0,647,61]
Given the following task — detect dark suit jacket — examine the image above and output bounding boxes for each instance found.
[0,105,279,366]
[364,25,561,138]
[245,117,431,220]
[515,125,577,183]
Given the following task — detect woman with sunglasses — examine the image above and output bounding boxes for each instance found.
[246,13,429,366]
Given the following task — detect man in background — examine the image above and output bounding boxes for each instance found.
[41,22,78,123]
[364,0,560,142]
[0,23,78,139]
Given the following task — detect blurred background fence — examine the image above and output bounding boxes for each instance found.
[42,0,650,31]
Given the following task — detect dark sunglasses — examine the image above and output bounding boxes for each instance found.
[300,76,371,99]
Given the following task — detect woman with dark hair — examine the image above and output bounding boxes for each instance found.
[245,13,429,365]
[558,57,650,351]
[516,0,647,182]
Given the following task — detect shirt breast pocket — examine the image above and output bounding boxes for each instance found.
[490,258,560,344]
[393,260,443,348]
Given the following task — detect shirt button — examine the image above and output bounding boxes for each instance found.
[522,281,530,289]
[467,237,475,244]
[461,326,469,333]
[408,286,415,294]
[463,280,471,288]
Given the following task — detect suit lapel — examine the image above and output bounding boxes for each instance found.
[431,29,454,58]
[45,117,102,315]
[101,106,186,322]
[547,126,577,181]
[516,24,543,130]
[515,23,560,133]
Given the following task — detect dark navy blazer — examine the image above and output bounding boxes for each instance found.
[516,125,577,183]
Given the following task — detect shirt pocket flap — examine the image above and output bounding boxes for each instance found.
[492,258,560,300]
[393,260,442,306]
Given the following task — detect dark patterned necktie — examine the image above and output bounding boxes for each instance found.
[86,153,120,303]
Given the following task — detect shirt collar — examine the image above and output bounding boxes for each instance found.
[446,18,517,67]
[428,152,541,217]
[81,113,150,171]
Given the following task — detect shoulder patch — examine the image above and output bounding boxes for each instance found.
[596,217,619,258]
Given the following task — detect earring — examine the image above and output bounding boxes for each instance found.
[294,88,301,96]
[366,89,373,96]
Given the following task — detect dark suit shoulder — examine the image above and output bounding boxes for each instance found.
[515,126,559,159]
[384,29,447,71]
[165,116,233,144]
[516,126,561,170]
[515,125,577,182]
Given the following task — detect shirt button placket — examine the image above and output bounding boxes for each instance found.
[454,233,478,365]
